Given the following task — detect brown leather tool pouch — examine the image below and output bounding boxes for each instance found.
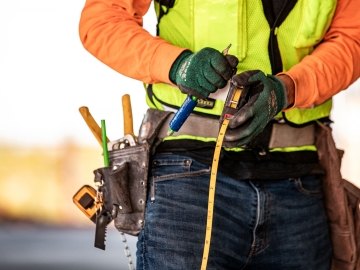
[109,143,150,236]
[316,122,360,270]
[93,109,172,236]
[93,143,150,236]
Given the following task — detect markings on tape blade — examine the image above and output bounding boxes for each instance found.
[200,87,242,270]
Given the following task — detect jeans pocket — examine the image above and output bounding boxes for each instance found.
[151,158,192,180]
[292,175,323,197]
[149,154,210,201]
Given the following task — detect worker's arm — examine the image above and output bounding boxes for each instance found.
[79,0,185,84]
[282,0,360,108]
[79,0,238,99]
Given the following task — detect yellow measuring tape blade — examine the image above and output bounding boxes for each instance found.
[200,87,242,270]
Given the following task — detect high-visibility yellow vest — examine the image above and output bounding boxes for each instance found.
[146,0,336,135]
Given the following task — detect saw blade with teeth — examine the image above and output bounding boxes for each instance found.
[94,212,112,250]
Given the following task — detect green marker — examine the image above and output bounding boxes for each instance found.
[101,119,110,167]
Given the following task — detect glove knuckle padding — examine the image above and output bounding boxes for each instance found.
[198,74,217,94]
[225,55,239,68]
[248,70,267,83]
[208,52,233,79]
[220,67,233,81]
[231,70,261,87]
[203,66,225,88]
[210,56,226,71]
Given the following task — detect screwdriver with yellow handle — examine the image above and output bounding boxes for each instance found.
[167,44,232,136]
[121,94,134,137]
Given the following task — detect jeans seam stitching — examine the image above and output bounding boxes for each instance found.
[152,168,210,182]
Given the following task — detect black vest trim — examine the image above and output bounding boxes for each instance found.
[261,0,298,74]
[155,0,175,35]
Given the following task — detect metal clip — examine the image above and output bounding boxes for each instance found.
[109,134,137,150]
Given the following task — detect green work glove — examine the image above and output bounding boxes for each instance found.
[169,48,239,99]
[224,70,288,147]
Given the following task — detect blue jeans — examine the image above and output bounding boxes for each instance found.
[136,153,332,270]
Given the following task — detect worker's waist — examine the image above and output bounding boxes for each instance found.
[157,111,316,150]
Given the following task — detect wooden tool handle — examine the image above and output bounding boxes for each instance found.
[121,94,134,136]
[79,106,109,146]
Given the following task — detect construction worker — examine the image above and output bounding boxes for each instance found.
[79,0,360,269]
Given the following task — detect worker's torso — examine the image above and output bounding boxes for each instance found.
[147,0,336,126]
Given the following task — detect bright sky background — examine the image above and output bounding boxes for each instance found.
[0,0,156,147]
[0,1,359,181]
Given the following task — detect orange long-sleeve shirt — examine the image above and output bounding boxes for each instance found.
[79,0,360,108]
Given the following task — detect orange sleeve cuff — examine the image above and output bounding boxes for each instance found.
[281,64,318,109]
[150,42,187,84]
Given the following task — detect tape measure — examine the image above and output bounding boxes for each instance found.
[200,86,243,270]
